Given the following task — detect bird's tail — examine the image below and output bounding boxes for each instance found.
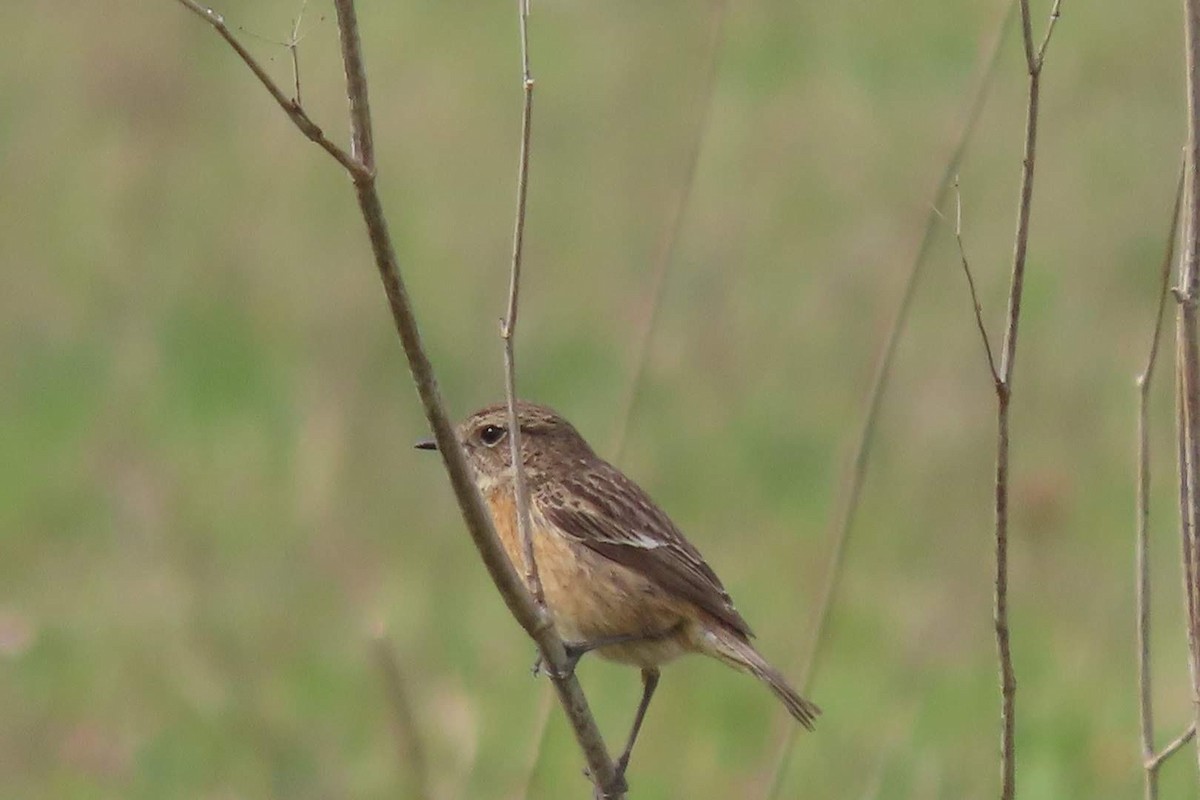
[704,628,820,730]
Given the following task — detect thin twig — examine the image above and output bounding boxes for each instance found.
[288,1,307,106]
[502,0,543,606]
[951,176,1000,385]
[1033,0,1064,69]
[1136,162,1185,800]
[608,0,729,458]
[171,0,366,178]
[758,3,1018,796]
[371,627,433,800]
[512,4,731,795]
[990,2,1064,795]
[1146,722,1198,771]
[175,1,625,795]
[1176,344,1200,739]
[1180,0,1200,769]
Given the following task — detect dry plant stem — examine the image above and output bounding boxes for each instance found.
[989,3,1063,796]
[1182,0,1200,768]
[288,1,306,106]
[174,1,624,795]
[512,4,731,795]
[502,0,542,606]
[371,630,433,800]
[759,3,1018,796]
[952,178,1000,384]
[608,0,729,457]
[330,1,622,793]
[1136,165,1184,800]
[1146,722,1198,771]
[172,0,365,177]
[1176,364,1200,724]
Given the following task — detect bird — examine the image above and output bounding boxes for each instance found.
[415,401,819,786]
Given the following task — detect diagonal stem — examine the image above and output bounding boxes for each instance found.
[173,1,626,795]
[758,4,1019,797]
[1135,161,1184,800]
[171,0,367,178]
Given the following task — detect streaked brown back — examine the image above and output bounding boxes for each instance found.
[534,460,754,640]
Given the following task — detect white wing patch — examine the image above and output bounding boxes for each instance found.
[625,531,668,549]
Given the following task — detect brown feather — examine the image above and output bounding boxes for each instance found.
[535,462,754,640]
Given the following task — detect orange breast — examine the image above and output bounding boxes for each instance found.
[483,486,693,667]
[484,488,524,572]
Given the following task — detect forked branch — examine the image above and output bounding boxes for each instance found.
[1145,722,1197,772]
[1179,0,1200,770]
[172,1,624,795]
[951,177,1000,386]
[760,3,1019,796]
[962,2,1064,797]
[173,0,365,177]
[1136,163,1184,800]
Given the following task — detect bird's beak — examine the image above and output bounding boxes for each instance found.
[414,437,438,451]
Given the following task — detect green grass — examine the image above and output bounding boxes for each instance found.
[1,0,1195,797]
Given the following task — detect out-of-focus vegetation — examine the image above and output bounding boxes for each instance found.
[1,0,1195,797]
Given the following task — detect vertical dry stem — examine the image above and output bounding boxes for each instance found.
[759,4,1017,796]
[501,0,542,605]
[986,5,1061,797]
[1181,0,1200,769]
[1136,165,1184,800]
[513,4,729,795]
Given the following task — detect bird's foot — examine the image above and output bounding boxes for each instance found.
[530,642,589,680]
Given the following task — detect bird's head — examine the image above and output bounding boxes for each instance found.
[415,401,594,489]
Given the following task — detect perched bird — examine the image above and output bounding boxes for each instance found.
[416,401,818,784]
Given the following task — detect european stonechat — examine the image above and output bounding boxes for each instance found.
[416,402,818,783]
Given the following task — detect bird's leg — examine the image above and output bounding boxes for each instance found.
[531,625,679,679]
[581,668,659,798]
[614,667,660,783]
[530,633,645,678]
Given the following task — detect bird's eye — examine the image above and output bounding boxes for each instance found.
[479,424,507,446]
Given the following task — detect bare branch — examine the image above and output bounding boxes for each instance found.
[171,0,365,178]
[501,0,543,606]
[371,627,433,800]
[288,1,307,106]
[175,1,625,795]
[333,0,374,172]
[989,0,1066,792]
[1136,162,1185,800]
[758,4,1019,797]
[1034,0,1065,70]
[512,4,731,794]
[1142,164,1187,392]
[951,176,1000,386]
[1180,0,1200,768]
[1146,723,1198,771]
[1176,350,1200,725]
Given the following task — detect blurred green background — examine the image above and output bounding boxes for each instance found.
[2,0,1196,797]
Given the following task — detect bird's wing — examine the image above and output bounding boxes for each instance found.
[534,463,754,639]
